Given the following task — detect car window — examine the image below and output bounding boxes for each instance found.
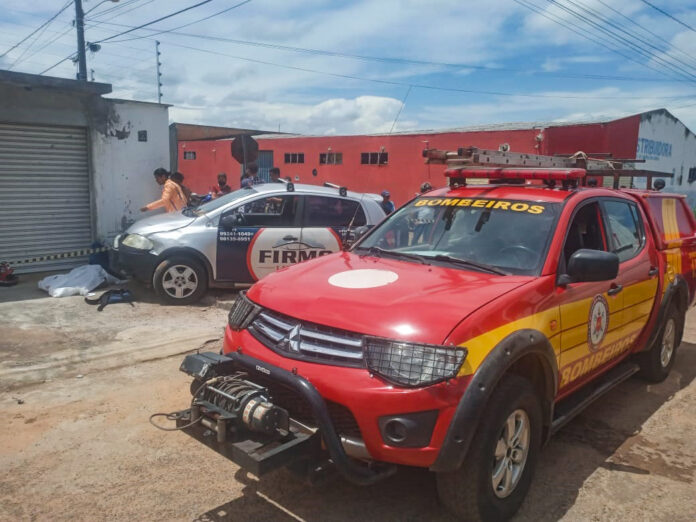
[230,195,299,227]
[603,200,643,262]
[563,202,606,265]
[195,187,257,214]
[302,196,367,227]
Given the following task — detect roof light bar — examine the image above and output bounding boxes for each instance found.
[445,167,586,181]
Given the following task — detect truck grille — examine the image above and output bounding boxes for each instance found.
[248,309,365,367]
[252,373,362,439]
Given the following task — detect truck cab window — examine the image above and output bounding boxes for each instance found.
[563,202,605,263]
[603,200,643,262]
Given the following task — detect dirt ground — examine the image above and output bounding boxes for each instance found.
[1,278,695,521]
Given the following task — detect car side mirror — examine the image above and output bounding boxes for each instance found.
[221,213,243,229]
[344,225,370,248]
[558,249,619,285]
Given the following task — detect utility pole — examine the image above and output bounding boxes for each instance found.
[74,0,87,81]
[156,40,163,103]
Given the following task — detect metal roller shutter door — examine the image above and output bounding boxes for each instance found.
[0,123,92,273]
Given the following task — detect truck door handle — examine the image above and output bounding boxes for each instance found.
[607,283,623,296]
[283,235,298,241]
[648,266,658,277]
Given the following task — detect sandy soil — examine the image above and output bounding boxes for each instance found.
[0,301,695,521]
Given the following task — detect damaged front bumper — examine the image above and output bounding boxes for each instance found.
[176,351,396,485]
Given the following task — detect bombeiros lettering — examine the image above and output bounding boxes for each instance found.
[415,197,545,214]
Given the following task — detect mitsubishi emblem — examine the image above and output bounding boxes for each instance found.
[282,324,302,353]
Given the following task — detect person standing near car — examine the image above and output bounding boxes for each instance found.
[140,168,186,213]
[380,190,395,215]
[241,163,264,188]
[213,172,232,198]
[269,167,283,183]
[169,171,192,206]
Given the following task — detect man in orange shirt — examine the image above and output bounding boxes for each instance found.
[140,168,186,213]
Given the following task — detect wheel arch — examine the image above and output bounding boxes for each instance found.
[430,329,557,473]
[642,274,689,352]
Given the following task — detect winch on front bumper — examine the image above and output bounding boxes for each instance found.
[175,351,396,485]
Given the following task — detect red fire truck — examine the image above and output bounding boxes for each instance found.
[168,147,694,521]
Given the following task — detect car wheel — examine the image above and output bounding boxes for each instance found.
[153,256,208,305]
[436,375,542,522]
[638,304,682,383]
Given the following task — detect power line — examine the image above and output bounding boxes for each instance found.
[0,1,72,58]
[594,0,696,68]
[566,0,696,73]
[513,0,690,83]
[547,0,696,83]
[39,0,215,75]
[163,40,695,101]
[639,0,696,34]
[91,0,214,44]
[86,18,693,84]
[100,0,254,43]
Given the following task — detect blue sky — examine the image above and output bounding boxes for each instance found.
[1,0,695,134]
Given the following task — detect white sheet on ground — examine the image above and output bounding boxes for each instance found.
[38,265,126,297]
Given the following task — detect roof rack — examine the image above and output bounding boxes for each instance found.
[423,146,672,189]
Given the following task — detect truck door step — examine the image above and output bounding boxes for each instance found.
[551,361,640,435]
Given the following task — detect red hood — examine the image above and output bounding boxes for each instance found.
[246,252,532,344]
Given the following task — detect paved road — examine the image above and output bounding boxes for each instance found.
[1,297,694,521]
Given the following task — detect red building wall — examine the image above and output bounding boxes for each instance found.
[178,118,640,207]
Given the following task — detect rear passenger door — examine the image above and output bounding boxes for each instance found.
[299,196,367,262]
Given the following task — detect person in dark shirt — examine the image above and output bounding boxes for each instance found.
[269,167,283,183]
[214,172,231,197]
[380,190,395,214]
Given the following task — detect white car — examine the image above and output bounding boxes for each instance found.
[111,183,386,304]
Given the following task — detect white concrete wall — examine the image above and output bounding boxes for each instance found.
[91,99,170,241]
[636,110,696,207]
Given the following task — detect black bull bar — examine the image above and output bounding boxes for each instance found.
[177,351,396,485]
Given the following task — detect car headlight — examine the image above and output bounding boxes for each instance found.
[121,234,154,250]
[364,337,467,387]
[228,291,261,330]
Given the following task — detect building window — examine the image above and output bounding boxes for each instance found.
[284,152,304,164]
[688,167,696,184]
[319,152,343,165]
[183,151,196,160]
[360,151,388,165]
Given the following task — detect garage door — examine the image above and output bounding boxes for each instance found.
[0,123,92,273]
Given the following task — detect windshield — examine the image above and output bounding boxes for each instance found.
[192,187,257,214]
[355,195,561,275]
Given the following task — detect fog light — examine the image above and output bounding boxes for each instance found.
[378,410,439,448]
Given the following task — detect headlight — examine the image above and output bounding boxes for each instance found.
[364,337,467,387]
[228,291,261,330]
[121,234,154,250]
[112,234,122,249]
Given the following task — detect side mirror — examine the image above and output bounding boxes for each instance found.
[559,249,619,285]
[344,225,370,248]
[221,213,244,229]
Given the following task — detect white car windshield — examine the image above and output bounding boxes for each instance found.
[193,187,258,214]
[355,195,560,275]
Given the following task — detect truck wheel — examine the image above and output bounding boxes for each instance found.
[436,375,542,522]
[638,305,682,383]
[153,256,208,305]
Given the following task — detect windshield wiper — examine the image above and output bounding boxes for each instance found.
[429,254,509,275]
[357,246,427,264]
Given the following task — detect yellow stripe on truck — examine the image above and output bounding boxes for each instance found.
[457,279,657,378]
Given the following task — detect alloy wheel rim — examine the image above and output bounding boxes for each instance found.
[162,265,198,299]
[660,318,675,368]
[492,408,530,499]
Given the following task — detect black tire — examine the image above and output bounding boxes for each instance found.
[436,375,542,522]
[638,304,682,383]
[153,256,208,305]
